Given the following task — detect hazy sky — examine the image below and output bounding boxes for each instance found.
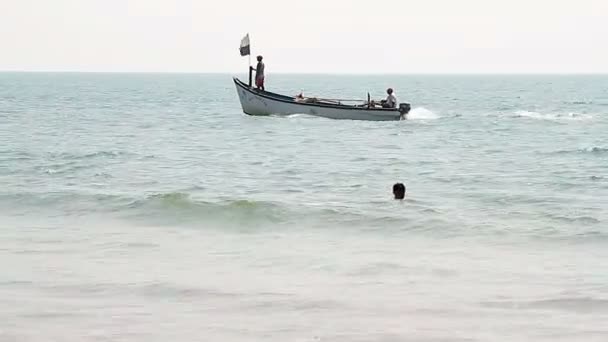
[1,0,607,73]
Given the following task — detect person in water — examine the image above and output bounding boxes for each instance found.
[393,183,406,200]
[253,55,265,91]
[381,88,397,108]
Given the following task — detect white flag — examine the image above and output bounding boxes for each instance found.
[239,34,250,56]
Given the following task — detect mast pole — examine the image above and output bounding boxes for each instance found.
[248,57,252,87]
[248,35,252,87]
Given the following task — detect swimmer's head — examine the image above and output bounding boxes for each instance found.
[393,183,406,200]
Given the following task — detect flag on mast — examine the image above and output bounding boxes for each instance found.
[239,34,250,56]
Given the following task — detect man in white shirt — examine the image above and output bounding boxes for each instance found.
[382,88,397,108]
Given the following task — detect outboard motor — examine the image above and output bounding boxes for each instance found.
[398,103,411,119]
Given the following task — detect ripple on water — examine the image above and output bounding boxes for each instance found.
[482,297,608,314]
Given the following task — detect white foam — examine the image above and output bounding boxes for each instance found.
[286,113,315,119]
[407,107,439,120]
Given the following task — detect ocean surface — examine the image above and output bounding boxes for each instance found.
[1,72,607,341]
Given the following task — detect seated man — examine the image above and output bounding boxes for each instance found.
[381,88,397,108]
[294,92,318,103]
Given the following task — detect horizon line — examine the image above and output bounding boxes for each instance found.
[1,70,607,76]
[0,69,608,76]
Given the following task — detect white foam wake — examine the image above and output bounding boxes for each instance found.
[407,107,439,120]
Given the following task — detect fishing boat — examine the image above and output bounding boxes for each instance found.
[233,77,411,121]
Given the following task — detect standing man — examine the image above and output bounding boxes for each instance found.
[253,55,265,91]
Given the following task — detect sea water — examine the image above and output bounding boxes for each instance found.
[1,73,607,341]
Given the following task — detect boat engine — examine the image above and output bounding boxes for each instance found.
[398,103,411,116]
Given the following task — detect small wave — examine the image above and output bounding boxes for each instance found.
[482,297,608,313]
[144,192,191,204]
[126,193,290,226]
[0,192,130,214]
[46,151,132,160]
[0,191,296,227]
[564,100,594,105]
[408,107,439,120]
[82,151,128,159]
[512,110,593,122]
[0,151,34,161]
[39,281,238,300]
[548,146,608,155]
[584,146,608,154]
[546,214,601,225]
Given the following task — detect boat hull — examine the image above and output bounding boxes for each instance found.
[233,78,404,121]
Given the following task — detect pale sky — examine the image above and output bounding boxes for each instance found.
[1,0,607,73]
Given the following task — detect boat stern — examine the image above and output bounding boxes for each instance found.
[398,103,411,119]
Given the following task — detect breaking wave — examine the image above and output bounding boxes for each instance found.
[2,189,606,240]
[120,193,293,227]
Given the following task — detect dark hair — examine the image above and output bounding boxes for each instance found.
[257,55,263,61]
[393,183,406,199]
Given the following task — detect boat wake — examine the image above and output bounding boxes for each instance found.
[407,107,439,120]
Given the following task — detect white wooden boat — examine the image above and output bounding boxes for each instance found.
[233,77,411,121]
